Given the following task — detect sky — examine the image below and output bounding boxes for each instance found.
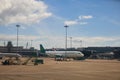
[0,0,120,49]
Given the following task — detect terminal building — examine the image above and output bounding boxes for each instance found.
[0,41,37,57]
[0,41,23,53]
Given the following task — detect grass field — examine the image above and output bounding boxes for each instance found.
[0,58,120,80]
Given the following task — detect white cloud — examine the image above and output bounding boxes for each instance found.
[64,15,93,26]
[0,0,52,25]
[0,34,65,49]
[0,34,120,49]
[43,36,120,48]
[64,20,78,25]
[0,34,39,41]
[73,36,120,47]
[79,15,93,20]
[74,37,117,43]
[79,22,88,25]
[64,20,88,26]
[0,34,41,48]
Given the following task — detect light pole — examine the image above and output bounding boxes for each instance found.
[64,25,69,55]
[79,40,83,51]
[4,41,6,47]
[80,40,82,48]
[16,24,20,52]
[31,40,33,47]
[70,37,72,48]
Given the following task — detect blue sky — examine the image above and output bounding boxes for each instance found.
[0,0,120,49]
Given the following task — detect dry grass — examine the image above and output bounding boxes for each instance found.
[0,58,120,80]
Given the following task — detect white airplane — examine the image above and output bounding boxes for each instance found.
[40,44,84,60]
[46,51,84,58]
[0,53,22,59]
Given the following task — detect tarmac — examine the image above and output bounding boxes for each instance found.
[0,58,120,80]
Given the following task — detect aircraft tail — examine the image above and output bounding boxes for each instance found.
[40,44,46,54]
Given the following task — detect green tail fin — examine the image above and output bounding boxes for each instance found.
[40,44,46,54]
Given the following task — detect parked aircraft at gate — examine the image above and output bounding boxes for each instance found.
[0,53,22,59]
[40,44,84,59]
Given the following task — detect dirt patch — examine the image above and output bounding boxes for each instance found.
[0,58,120,80]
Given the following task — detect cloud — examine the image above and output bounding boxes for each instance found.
[73,36,120,47]
[79,22,88,25]
[0,0,52,25]
[0,34,120,49]
[79,15,93,20]
[74,37,119,45]
[0,34,39,41]
[64,20,88,26]
[64,20,78,25]
[44,36,120,48]
[64,15,93,26]
[0,34,65,49]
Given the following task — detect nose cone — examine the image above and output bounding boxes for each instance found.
[77,52,84,57]
[80,53,84,57]
[17,54,22,57]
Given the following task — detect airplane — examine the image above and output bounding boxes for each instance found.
[96,52,114,59]
[0,53,22,59]
[39,44,85,60]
